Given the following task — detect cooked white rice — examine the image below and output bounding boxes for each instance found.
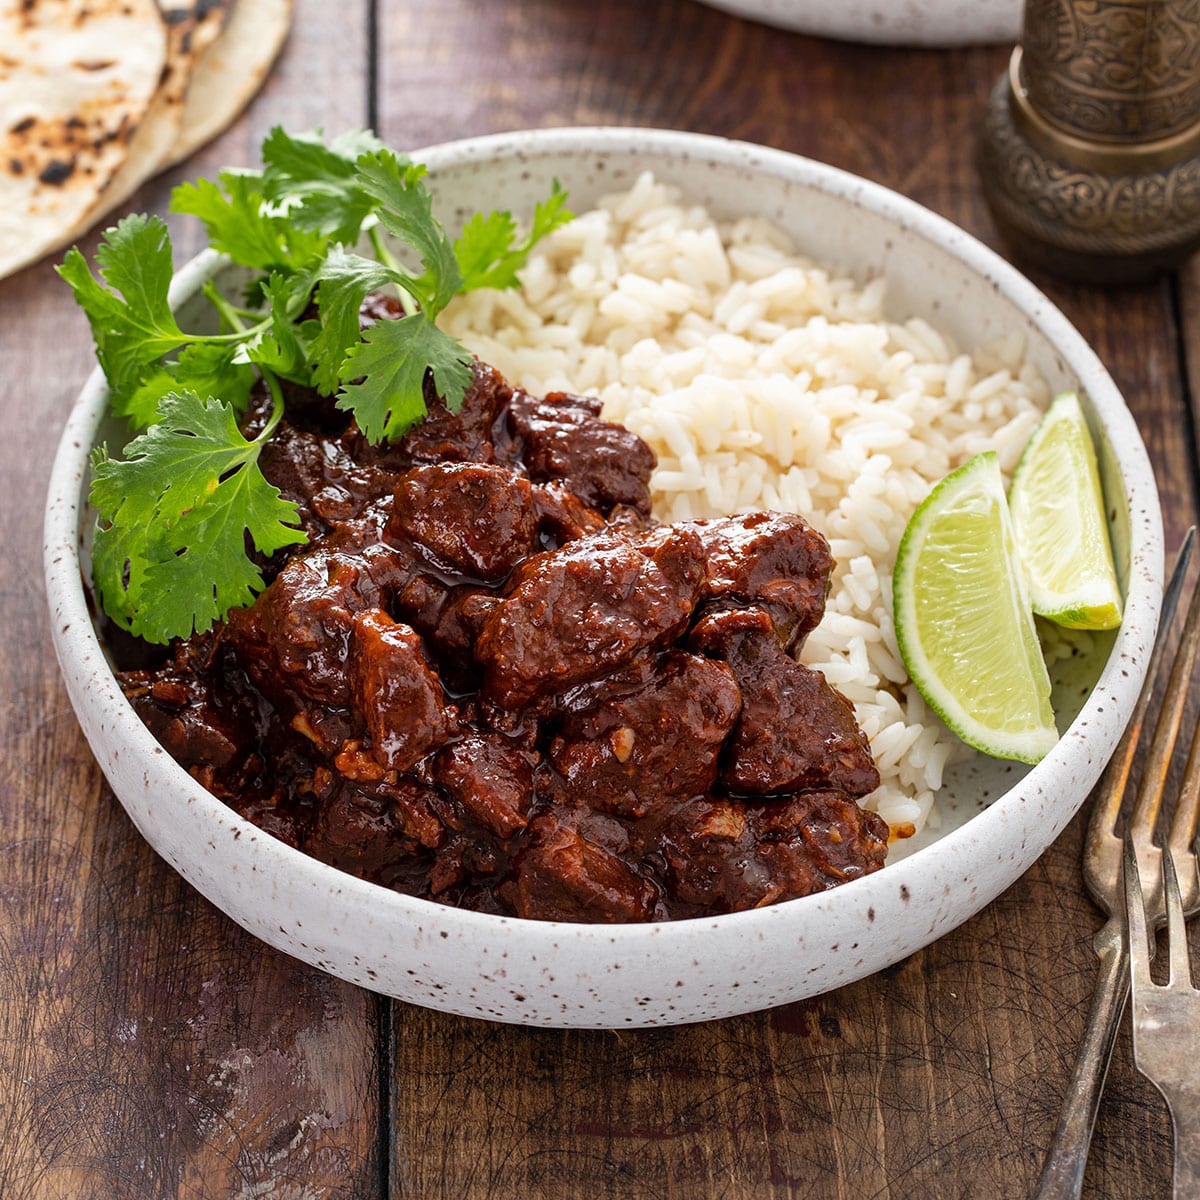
[443,172,1050,837]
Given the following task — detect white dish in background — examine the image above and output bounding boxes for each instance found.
[693,0,1022,46]
[45,127,1160,1027]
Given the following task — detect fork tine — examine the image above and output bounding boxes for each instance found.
[1130,563,1200,843]
[1163,844,1193,989]
[1124,836,1155,991]
[1089,528,1194,845]
[1167,717,1200,868]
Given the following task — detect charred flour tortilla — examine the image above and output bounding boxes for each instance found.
[62,0,235,241]
[165,0,294,168]
[1,0,290,279]
[0,0,167,278]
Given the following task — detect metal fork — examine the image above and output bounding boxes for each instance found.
[1125,836,1200,1199]
[1034,529,1200,1200]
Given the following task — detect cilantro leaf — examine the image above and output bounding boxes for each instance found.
[354,153,462,315]
[261,126,387,243]
[455,179,573,292]
[309,247,398,394]
[172,342,258,411]
[94,215,180,326]
[123,343,256,428]
[336,313,472,442]
[242,272,316,384]
[119,369,179,430]
[171,171,327,273]
[57,215,188,411]
[90,391,305,643]
[453,209,519,291]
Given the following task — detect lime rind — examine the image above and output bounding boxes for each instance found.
[893,451,1058,765]
[1008,392,1123,631]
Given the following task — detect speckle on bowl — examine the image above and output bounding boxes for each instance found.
[43,128,1161,1028]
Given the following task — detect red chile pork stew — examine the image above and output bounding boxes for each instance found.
[117,345,889,922]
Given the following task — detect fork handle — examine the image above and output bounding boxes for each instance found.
[1032,917,1128,1200]
[1166,1089,1200,1200]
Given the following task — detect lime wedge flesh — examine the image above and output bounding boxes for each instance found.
[893,451,1058,765]
[1008,392,1123,630]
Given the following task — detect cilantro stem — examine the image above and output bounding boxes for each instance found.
[369,225,418,317]
[183,326,267,345]
[203,280,250,335]
[259,370,287,442]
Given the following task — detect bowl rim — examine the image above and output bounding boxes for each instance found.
[688,0,1023,46]
[43,126,1162,976]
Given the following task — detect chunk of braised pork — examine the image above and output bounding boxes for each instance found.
[695,611,879,798]
[649,791,888,914]
[754,790,889,887]
[427,829,509,897]
[305,778,443,887]
[549,651,741,818]
[506,389,655,516]
[287,698,357,758]
[503,811,660,923]
[430,589,499,659]
[348,609,455,772]
[384,586,493,696]
[687,512,833,650]
[386,462,538,581]
[259,419,404,537]
[379,563,499,695]
[434,734,539,839]
[530,481,609,548]
[226,791,310,850]
[646,798,757,913]
[226,513,411,708]
[344,356,514,469]
[476,525,706,708]
[120,648,255,781]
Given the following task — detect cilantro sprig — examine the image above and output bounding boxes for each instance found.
[90,388,307,641]
[60,127,573,644]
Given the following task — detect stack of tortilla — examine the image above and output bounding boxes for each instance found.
[0,0,294,280]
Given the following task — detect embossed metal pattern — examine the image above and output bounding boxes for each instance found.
[1009,48,1200,171]
[979,5,1200,279]
[1021,0,1200,140]
[980,77,1200,274]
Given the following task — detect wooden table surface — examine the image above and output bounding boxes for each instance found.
[3,2,1198,1197]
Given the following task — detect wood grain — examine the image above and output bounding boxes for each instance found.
[1,0,1197,1196]
[0,4,382,1198]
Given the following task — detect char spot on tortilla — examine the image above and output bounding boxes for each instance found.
[39,159,75,185]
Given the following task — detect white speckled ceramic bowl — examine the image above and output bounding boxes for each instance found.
[691,0,1021,46]
[45,128,1161,1027]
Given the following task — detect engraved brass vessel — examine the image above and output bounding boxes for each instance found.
[978,0,1200,282]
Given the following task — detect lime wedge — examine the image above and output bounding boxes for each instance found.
[893,451,1058,764]
[1008,392,1123,630]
